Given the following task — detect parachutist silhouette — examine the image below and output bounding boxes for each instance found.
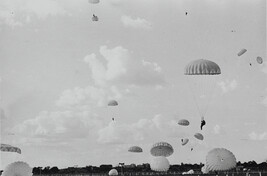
[200,119,206,130]
[249,63,252,66]
[185,12,188,15]
[191,148,193,151]
[181,139,183,142]
[112,118,114,121]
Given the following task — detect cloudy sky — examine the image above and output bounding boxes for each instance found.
[0,0,266,169]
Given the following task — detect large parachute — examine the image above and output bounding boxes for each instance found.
[108,169,118,176]
[150,156,170,172]
[206,148,236,171]
[2,161,32,176]
[1,144,21,154]
[178,119,190,126]
[184,59,221,121]
[150,142,174,157]
[128,146,143,153]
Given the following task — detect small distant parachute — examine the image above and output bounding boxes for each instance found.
[256,57,263,64]
[181,138,189,146]
[108,100,118,106]
[150,142,174,157]
[128,146,143,153]
[108,169,118,176]
[237,49,247,56]
[150,156,170,172]
[178,119,190,126]
[1,144,21,154]
[88,0,100,4]
[194,133,204,140]
[2,161,32,176]
[206,148,236,171]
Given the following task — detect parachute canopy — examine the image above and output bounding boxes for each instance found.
[150,156,170,172]
[1,144,21,154]
[184,59,221,75]
[150,142,174,157]
[194,133,204,140]
[256,57,263,64]
[128,146,143,153]
[181,138,189,146]
[2,161,32,176]
[108,169,118,176]
[178,119,190,126]
[206,148,236,171]
[108,100,118,106]
[88,0,100,4]
[237,49,247,56]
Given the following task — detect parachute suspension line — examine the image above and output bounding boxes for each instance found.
[202,76,218,117]
[185,77,202,117]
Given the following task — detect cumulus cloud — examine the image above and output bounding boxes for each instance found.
[0,0,66,27]
[84,45,165,87]
[121,15,152,30]
[217,79,238,94]
[249,131,267,141]
[13,110,103,140]
[56,85,122,108]
[97,114,179,144]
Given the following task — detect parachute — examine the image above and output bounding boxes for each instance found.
[256,57,263,64]
[237,49,247,56]
[150,156,170,172]
[181,138,189,146]
[184,59,221,121]
[2,161,32,176]
[194,133,204,140]
[108,100,118,106]
[206,148,236,171]
[88,0,100,4]
[150,142,173,157]
[178,119,190,126]
[1,144,21,154]
[108,169,118,176]
[128,146,143,153]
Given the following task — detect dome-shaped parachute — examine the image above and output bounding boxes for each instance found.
[194,133,204,140]
[2,161,32,176]
[1,144,21,154]
[128,146,143,153]
[150,142,174,157]
[201,165,209,174]
[256,57,263,64]
[88,0,100,4]
[206,148,236,171]
[150,156,170,172]
[184,59,221,121]
[108,169,118,176]
[108,100,118,106]
[237,49,247,56]
[181,138,189,146]
[178,119,190,126]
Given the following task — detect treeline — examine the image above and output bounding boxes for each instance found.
[32,161,267,175]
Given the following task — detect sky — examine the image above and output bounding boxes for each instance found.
[0,0,266,170]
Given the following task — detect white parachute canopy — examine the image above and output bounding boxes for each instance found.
[201,165,209,174]
[2,161,32,176]
[206,148,237,171]
[194,133,204,140]
[128,146,143,153]
[150,156,170,172]
[108,169,118,176]
[150,142,174,157]
[178,119,190,126]
[181,138,189,146]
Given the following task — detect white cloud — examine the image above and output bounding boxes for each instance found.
[213,124,221,134]
[0,0,66,27]
[217,79,238,94]
[249,131,267,141]
[13,110,103,141]
[84,45,165,87]
[121,15,152,30]
[97,114,180,144]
